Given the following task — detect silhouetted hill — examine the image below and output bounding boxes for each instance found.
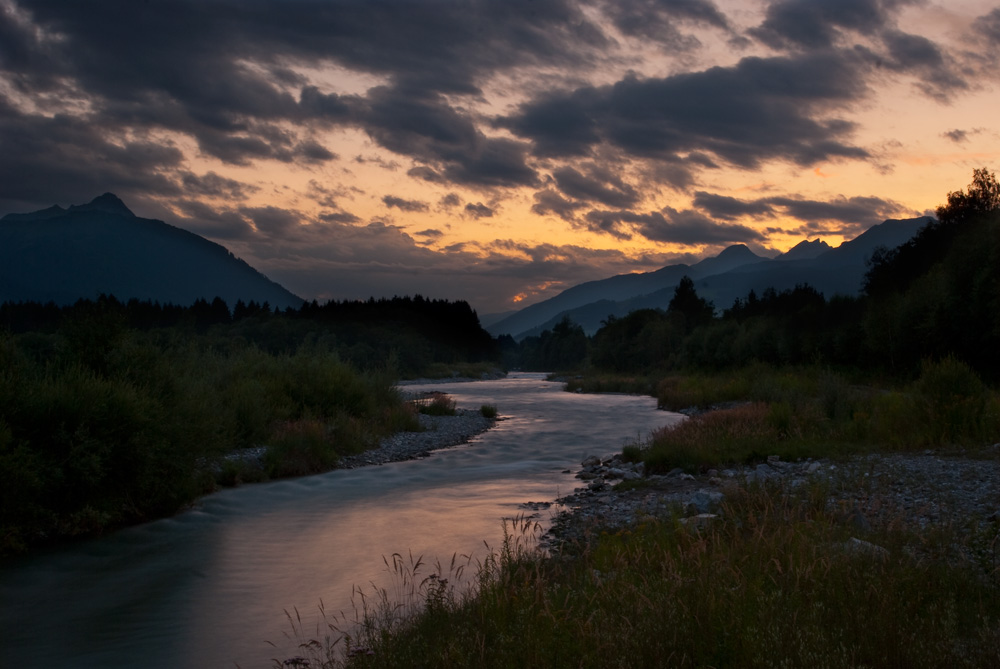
[490,218,930,339]
[0,193,304,309]
[488,244,769,338]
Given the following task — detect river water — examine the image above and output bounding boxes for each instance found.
[0,373,680,668]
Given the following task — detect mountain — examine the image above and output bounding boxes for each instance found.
[490,217,931,339]
[0,193,304,309]
[775,239,832,261]
[488,243,769,338]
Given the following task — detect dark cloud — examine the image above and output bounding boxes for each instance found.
[598,0,731,48]
[943,129,968,143]
[765,194,908,226]
[504,51,870,182]
[239,205,301,237]
[2,0,599,187]
[552,165,641,208]
[531,189,587,222]
[693,190,911,229]
[750,0,902,50]
[383,195,429,213]
[318,210,361,224]
[439,193,462,208]
[414,228,444,239]
[0,105,184,211]
[692,191,774,220]
[880,30,967,100]
[352,154,401,170]
[180,171,258,200]
[172,200,256,240]
[464,202,494,219]
[584,207,766,245]
[974,8,1000,46]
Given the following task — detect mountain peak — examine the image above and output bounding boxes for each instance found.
[69,193,135,217]
[777,239,833,262]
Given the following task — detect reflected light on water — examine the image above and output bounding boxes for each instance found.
[0,373,681,668]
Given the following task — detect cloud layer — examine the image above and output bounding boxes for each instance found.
[0,0,995,311]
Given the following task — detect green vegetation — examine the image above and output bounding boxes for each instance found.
[639,359,1000,474]
[277,484,1000,668]
[0,294,501,555]
[416,392,458,416]
[0,330,419,554]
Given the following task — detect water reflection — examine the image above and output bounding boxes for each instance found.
[0,373,680,668]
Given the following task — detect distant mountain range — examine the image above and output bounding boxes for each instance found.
[487,216,932,339]
[0,193,304,309]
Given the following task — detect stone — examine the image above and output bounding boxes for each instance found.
[581,455,602,468]
[686,490,724,514]
[842,537,890,561]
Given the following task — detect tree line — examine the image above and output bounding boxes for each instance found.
[509,169,1000,383]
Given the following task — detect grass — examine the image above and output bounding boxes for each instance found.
[415,392,458,416]
[638,360,1000,475]
[273,482,1000,668]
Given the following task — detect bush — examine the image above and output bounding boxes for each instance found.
[418,393,457,416]
[913,356,992,445]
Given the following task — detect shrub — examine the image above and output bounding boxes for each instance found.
[913,356,991,445]
[418,392,457,416]
[264,419,337,477]
[479,404,498,419]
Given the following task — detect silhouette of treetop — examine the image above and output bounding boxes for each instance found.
[936,167,1000,225]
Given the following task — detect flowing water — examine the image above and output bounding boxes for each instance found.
[0,373,681,668]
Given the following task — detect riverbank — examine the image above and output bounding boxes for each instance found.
[338,409,498,468]
[545,448,1000,562]
[316,446,1000,668]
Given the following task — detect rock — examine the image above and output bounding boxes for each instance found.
[686,490,724,515]
[606,468,627,479]
[807,461,822,474]
[841,537,890,561]
[581,455,602,468]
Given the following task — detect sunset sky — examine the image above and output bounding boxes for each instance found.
[1,0,998,315]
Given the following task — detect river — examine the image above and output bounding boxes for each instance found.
[0,373,681,668]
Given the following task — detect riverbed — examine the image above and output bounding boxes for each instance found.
[0,373,681,668]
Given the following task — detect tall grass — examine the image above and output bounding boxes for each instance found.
[274,485,1000,668]
[635,359,1000,474]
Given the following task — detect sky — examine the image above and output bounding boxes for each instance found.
[1,0,998,315]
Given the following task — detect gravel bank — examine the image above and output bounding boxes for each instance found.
[544,448,1000,557]
[336,410,497,469]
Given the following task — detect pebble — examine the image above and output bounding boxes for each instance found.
[337,410,496,468]
[542,450,1000,556]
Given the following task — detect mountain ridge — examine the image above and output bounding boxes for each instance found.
[0,194,304,309]
[489,216,932,339]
